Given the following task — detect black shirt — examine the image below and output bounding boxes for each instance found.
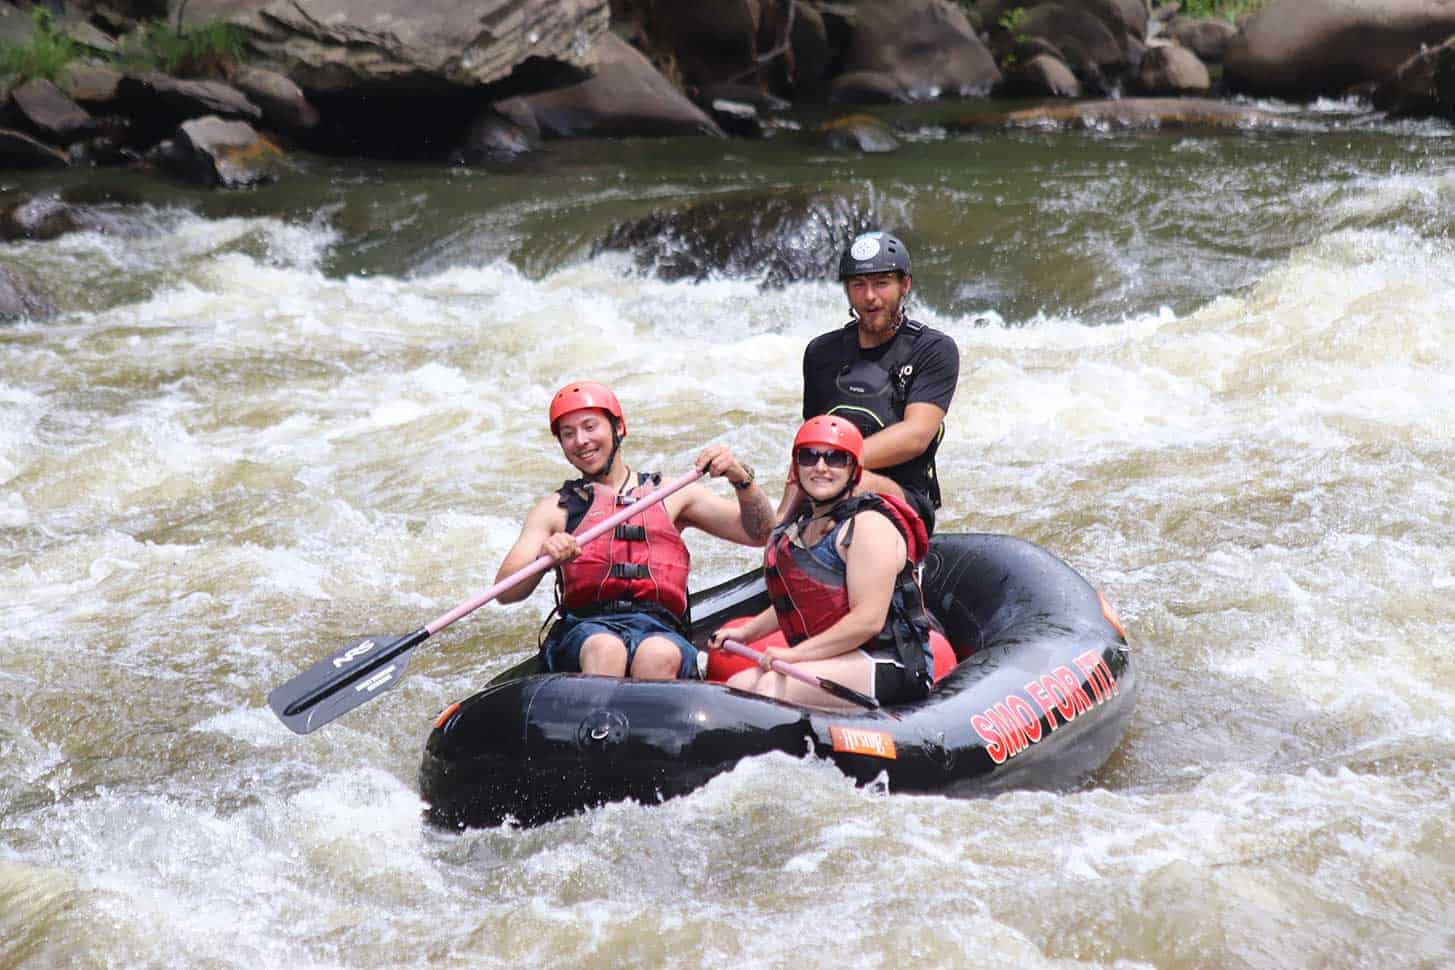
[801,319,959,531]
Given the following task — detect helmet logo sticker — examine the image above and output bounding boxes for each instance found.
[850,236,881,261]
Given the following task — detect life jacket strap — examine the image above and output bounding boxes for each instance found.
[614,524,648,541]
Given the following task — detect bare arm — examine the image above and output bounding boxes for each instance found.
[677,445,776,546]
[772,512,905,662]
[860,401,945,470]
[492,493,570,604]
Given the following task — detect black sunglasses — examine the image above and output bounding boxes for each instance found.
[795,447,853,469]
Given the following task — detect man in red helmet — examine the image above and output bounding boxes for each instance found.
[790,231,959,534]
[495,381,775,680]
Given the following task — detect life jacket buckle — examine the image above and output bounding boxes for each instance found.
[608,563,652,580]
[614,524,648,541]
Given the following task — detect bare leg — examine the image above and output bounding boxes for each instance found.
[630,635,686,680]
[739,652,877,712]
[579,633,629,676]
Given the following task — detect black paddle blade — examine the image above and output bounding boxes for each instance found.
[815,676,880,711]
[267,630,426,735]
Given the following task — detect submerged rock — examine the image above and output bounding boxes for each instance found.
[952,97,1290,130]
[0,266,56,322]
[817,114,899,153]
[593,188,885,287]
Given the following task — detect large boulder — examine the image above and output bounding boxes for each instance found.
[154,116,286,188]
[611,0,778,90]
[185,0,610,93]
[0,266,56,322]
[1224,0,1455,98]
[230,66,320,132]
[980,0,1146,87]
[1168,16,1239,63]
[493,32,721,137]
[1133,43,1211,95]
[840,0,1001,99]
[593,187,885,287]
[999,52,1084,98]
[1372,36,1455,118]
[9,79,95,144]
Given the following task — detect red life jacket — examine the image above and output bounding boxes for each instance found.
[557,473,691,620]
[763,492,933,691]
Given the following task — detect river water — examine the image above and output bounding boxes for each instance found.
[2,99,1453,968]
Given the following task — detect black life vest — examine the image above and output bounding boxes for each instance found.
[825,319,944,509]
[762,492,933,697]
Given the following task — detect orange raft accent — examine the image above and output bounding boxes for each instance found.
[1097,590,1128,641]
[829,726,898,760]
[432,702,461,730]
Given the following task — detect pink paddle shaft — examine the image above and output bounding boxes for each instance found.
[721,638,823,690]
[423,468,705,635]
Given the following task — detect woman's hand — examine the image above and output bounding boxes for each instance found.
[705,628,730,651]
[758,645,791,672]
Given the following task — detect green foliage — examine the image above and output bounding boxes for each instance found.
[1174,0,1267,22]
[0,8,79,83]
[998,5,1028,33]
[133,20,247,76]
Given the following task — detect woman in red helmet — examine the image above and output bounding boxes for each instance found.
[494,381,775,680]
[707,415,935,710]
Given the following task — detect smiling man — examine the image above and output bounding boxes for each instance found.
[495,381,774,679]
[788,231,959,534]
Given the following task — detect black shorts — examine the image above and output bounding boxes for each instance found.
[869,654,928,706]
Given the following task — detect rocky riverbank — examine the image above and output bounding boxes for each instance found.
[5,0,1455,320]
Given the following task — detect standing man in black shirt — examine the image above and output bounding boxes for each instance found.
[787,231,959,534]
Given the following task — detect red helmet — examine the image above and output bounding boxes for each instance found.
[792,415,863,483]
[549,381,625,437]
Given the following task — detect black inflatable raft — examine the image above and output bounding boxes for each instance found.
[419,533,1135,829]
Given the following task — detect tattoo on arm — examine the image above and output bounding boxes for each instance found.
[739,489,776,543]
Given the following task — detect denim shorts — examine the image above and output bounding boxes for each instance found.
[546,609,699,679]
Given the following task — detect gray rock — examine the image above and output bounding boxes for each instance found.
[1,194,83,241]
[1000,52,1084,98]
[455,109,537,162]
[0,4,38,49]
[1225,0,1455,98]
[594,187,884,287]
[0,128,71,168]
[1134,43,1211,95]
[952,97,1290,130]
[817,113,899,153]
[117,73,262,124]
[493,33,721,138]
[11,79,95,144]
[184,0,610,93]
[230,65,320,131]
[66,20,119,54]
[158,116,285,188]
[0,266,56,322]
[58,64,125,107]
[1373,36,1455,119]
[1168,16,1238,63]
[827,70,912,105]
[842,0,1001,99]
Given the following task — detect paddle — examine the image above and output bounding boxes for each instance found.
[721,638,880,711]
[268,468,705,734]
